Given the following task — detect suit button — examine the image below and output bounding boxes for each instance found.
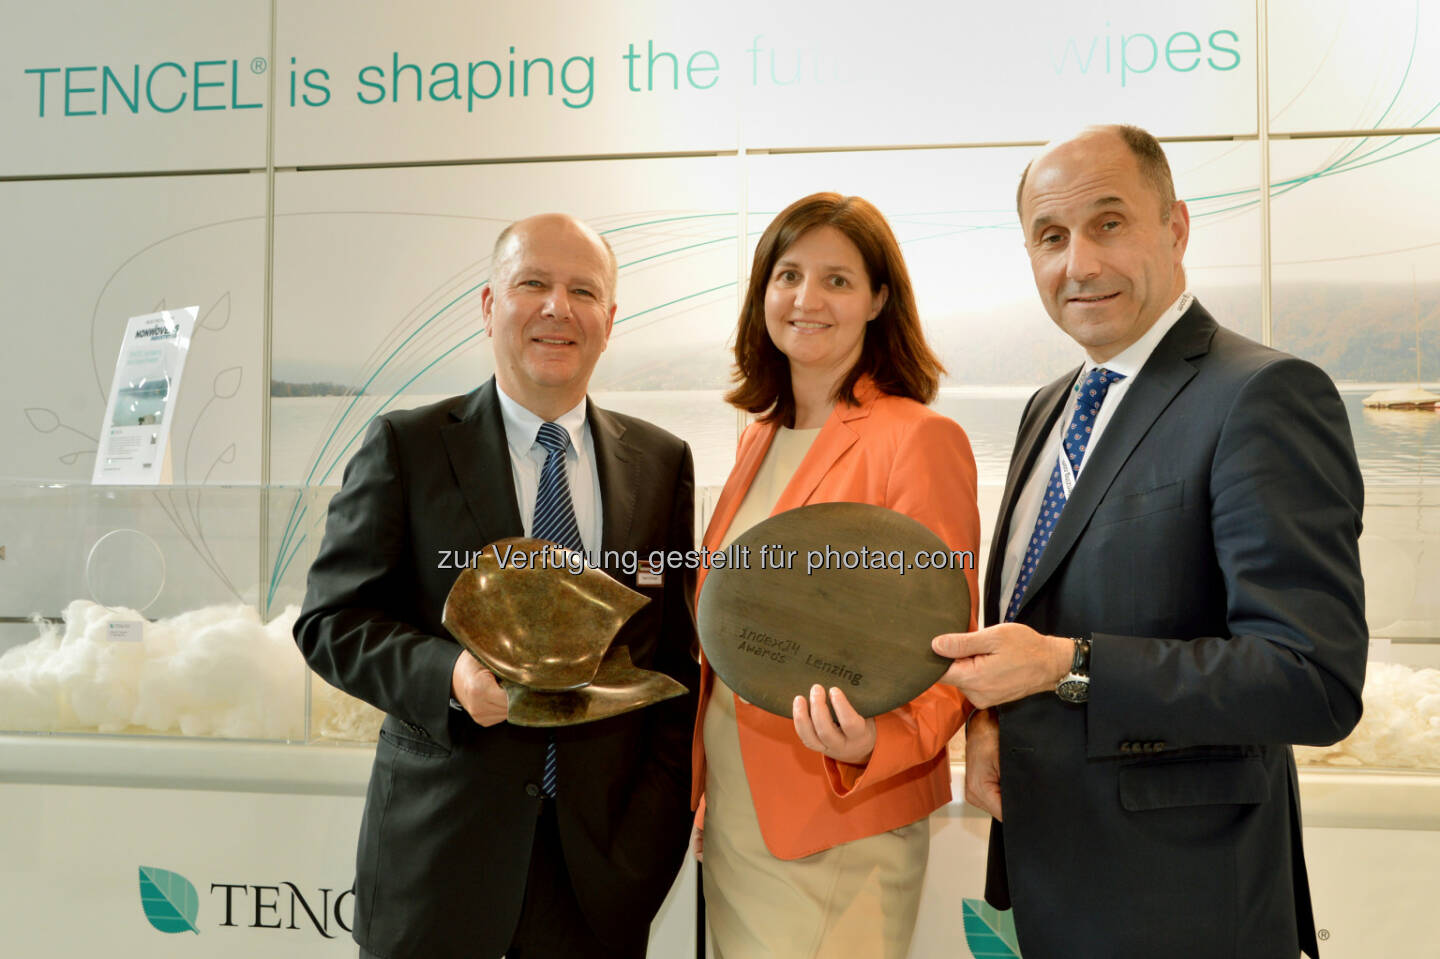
[525,783,540,798]
[1154,741,1166,751]
[1120,742,1133,754]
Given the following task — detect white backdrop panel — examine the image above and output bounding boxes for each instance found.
[1268,134,1440,289]
[270,157,741,495]
[1269,0,1440,134]
[272,0,1259,167]
[274,0,742,166]
[0,174,267,485]
[0,0,270,176]
[1268,134,1440,377]
[733,0,1258,149]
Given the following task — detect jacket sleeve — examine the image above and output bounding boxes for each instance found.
[826,413,978,794]
[1085,357,1367,755]
[292,416,460,746]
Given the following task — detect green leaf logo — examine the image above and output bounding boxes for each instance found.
[138,866,200,934]
[962,897,1021,958]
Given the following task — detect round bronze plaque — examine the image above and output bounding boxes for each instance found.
[697,502,971,718]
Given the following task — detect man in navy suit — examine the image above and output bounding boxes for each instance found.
[296,214,698,958]
[933,126,1367,957]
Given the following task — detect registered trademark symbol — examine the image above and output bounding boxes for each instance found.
[1318,929,1330,941]
[251,57,268,75]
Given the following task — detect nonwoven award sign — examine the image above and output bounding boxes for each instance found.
[92,307,197,484]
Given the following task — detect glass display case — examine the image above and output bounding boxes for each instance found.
[2,474,1436,770]
[0,482,382,745]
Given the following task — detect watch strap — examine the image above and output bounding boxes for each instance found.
[1056,635,1091,704]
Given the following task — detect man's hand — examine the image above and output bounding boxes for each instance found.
[932,623,1074,708]
[451,652,509,726]
[964,708,1003,821]
[792,684,877,765]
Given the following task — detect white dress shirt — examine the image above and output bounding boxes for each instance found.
[494,385,604,558]
[999,291,1194,616]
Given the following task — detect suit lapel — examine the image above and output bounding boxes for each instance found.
[983,373,1076,623]
[441,378,524,545]
[589,403,639,553]
[1013,304,1217,617]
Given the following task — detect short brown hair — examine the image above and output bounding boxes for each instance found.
[1016,124,1177,221]
[726,193,943,425]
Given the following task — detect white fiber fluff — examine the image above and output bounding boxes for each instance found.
[311,672,386,742]
[0,600,382,742]
[11,601,1431,766]
[1295,660,1440,769]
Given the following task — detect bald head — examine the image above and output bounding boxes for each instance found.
[492,214,618,308]
[1017,125,1176,224]
[1014,122,1189,363]
[481,213,619,419]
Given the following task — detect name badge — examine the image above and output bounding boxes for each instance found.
[637,559,663,587]
[1058,451,1077,498]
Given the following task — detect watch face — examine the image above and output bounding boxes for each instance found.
[1056,676,1089,704]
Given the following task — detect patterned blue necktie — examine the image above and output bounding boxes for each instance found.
[1004,367,1126,622]
[532,421,584,798]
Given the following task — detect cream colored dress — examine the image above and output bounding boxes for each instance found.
[702,427,929,959]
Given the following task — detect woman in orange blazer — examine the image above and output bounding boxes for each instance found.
[693,193,979,958]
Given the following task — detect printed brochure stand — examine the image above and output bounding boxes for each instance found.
[92,306,197,485]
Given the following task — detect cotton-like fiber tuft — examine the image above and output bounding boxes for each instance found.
[1295,660,1440,769]
[0,601,382,741]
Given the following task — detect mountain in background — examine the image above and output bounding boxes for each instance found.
[1275,282,1440,382]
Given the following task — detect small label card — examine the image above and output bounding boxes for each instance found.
[107,620,144,643]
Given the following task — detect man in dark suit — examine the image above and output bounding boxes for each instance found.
[294,213,699,959]
[932,126,1367,957]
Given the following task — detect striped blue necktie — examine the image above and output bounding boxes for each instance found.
[1004,367,1125,622]
[532,421,584,797]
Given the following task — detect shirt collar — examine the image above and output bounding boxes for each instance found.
[495,384,588,458]
[1083,290,1193,380]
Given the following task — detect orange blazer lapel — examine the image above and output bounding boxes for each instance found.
[698,380,879,596]
[701,422,777,555]
[769,402,866,514]
[771,377,881,512]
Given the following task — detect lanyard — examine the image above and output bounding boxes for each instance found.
[1058,447,1078,498]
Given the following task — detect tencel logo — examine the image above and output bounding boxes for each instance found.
[138,865,201,935]
[136,864,354,939]
[963,898,1021,958]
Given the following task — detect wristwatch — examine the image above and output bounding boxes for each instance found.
[1055,635,1091,704]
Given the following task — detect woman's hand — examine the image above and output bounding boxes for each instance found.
[792,684,877,765]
